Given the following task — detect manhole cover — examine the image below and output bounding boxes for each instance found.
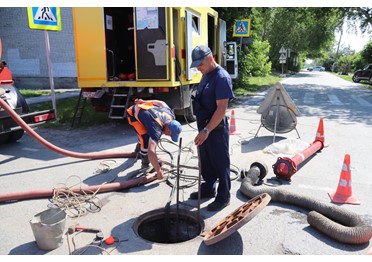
[203,193,271,245]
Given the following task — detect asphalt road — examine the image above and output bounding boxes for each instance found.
[1,70,372,256]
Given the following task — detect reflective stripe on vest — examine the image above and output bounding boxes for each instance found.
[128,102,173,128]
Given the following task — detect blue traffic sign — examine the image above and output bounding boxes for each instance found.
[27,7,62,31]
[233,19,251,37]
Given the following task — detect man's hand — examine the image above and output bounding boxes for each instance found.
[156,170,164,180]
[194,130,209,146]
[134,98,145,104]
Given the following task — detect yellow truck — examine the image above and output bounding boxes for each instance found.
[72,7,237,122]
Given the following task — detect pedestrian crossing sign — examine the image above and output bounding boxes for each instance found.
[27,7,62,31]
[233,19,251,37]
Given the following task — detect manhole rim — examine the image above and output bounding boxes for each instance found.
[133,207,205,245]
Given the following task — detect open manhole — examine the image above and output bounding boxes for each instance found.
[133,208,204,244]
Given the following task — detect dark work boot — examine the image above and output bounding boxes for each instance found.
[134,142,141,154]
[141,154,150,168]
[189,191,215,200]
[207,199,230,212]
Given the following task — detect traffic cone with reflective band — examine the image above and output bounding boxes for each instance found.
[229,109,240,135]
[328,154,360,205]
[315,117,324,143]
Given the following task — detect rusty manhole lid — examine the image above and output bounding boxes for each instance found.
[203,193,271,245]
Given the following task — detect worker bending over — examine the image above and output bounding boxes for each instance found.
[127,98,182,180]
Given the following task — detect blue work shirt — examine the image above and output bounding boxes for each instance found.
[194,65,234,121]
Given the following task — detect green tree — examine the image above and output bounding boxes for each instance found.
[336,55,353,75]
[244,39,272,76]
[360,40,372,64]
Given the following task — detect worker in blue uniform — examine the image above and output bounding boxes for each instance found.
[127,99,182,180]
[189,45,235,212]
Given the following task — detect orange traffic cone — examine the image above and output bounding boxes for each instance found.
[328,154,360,205]
[229,109,240,135]
[314,117,325,143]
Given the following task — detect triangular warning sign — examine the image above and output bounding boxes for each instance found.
[256,82,301,134]
[257,82,301,116]
[279,47,286,53]
[34,7,56,22]
[237,22,247,33]
[279,53,287,60]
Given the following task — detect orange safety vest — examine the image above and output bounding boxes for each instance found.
[127,102,174,127]
[127,102,174,149]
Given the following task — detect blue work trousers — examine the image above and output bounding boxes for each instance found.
[198,119,231,203]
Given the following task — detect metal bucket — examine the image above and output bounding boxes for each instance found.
[29,208,66,251]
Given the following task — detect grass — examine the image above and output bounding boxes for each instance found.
[332,73,371,89]
[26,96,113,129]
[234,72,283,96]
[20,89,64,98]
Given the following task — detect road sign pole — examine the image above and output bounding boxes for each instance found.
[44,30,58,121]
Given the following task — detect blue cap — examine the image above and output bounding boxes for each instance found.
[168,120,182,142]
[190,45,211,68]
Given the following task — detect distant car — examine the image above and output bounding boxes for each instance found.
[352,64,372,85]
[312,66,325,72]
[307,67,313,71]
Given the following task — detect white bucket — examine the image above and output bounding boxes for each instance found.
[29,208,66,251]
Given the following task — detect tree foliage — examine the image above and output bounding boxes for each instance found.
[243,39,272,76]
[341,7,372,34]
[213,7,371,82]
[360,40,372,64]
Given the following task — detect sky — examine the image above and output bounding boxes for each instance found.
[335,23,371,52]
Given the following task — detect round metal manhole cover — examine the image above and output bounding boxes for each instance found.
[203,193,271,245]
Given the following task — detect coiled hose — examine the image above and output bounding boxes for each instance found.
[0,95,136,159]
[239,162,372,244]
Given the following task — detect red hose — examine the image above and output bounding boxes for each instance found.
[0,97,136,159]
[0,173,157,202]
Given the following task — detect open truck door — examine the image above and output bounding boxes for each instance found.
[135,7,169,80]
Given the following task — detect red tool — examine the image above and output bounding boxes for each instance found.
[68,224,101,234]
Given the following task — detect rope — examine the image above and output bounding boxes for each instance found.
[93,159,118,174]
[49,175,104,218]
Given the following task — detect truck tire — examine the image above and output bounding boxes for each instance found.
[8,130,25,143]
[183,105,196,123]
[0,133,9,144]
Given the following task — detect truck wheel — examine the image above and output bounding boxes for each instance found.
[183,105,196,122]
[0,133,9,144]
[8,130,25,143]
[352,73,360,83]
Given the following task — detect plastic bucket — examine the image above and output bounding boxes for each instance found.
[29,208,67,251]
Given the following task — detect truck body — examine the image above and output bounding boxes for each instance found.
[0,69,56,144]
[72,7,237,122]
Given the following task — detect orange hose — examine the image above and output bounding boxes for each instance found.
[0,97,137,159]
[0,173,157,202]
